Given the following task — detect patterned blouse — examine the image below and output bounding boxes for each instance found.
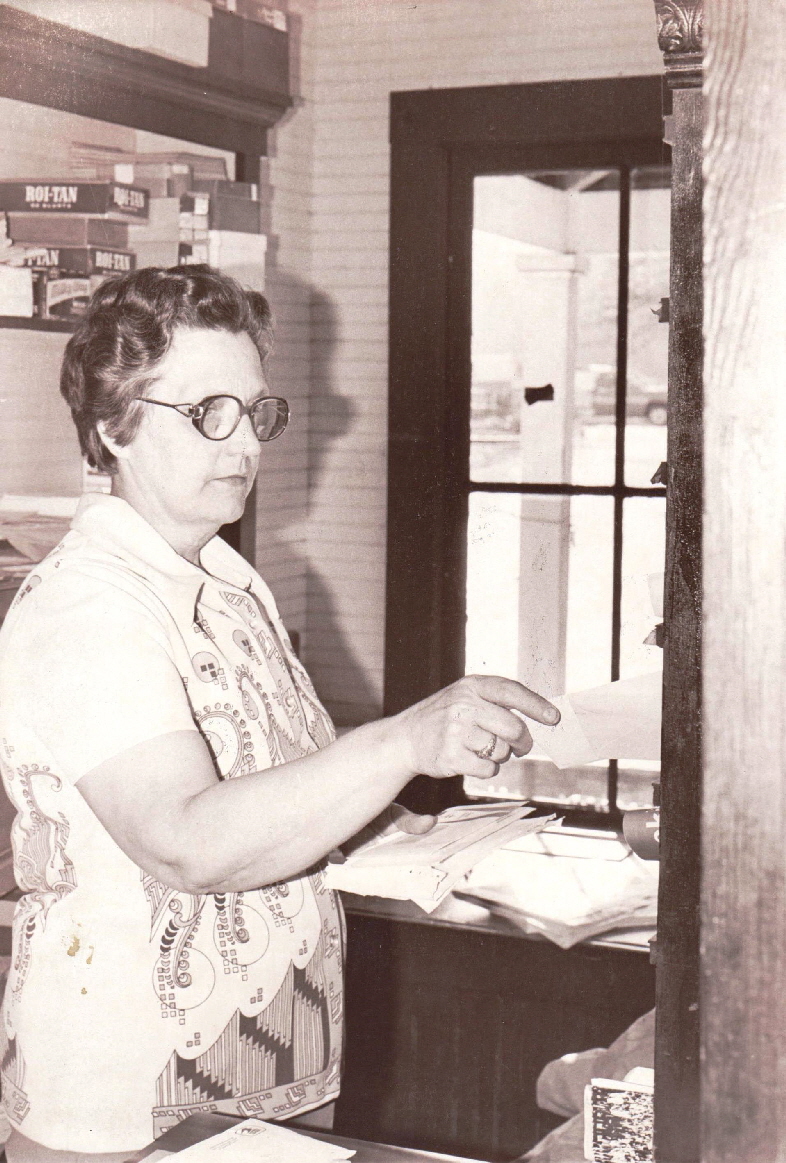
[0,494,344,1154]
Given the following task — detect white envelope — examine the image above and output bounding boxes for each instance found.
[528,671,662,769]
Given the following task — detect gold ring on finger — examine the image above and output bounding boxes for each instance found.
[474,733,497,761]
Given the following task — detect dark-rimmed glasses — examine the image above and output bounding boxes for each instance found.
[138,394,289,442]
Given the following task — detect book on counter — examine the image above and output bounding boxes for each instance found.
[0,181,149,219]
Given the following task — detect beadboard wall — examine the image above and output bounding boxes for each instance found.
[255,0,318,639]
[262,0,663,728]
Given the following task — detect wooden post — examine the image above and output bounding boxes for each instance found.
[703,2,786,1159]
[651,3,703,1161]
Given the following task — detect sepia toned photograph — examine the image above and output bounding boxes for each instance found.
[0,1,765,1161]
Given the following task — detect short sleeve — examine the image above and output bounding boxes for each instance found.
[2,570,197,783]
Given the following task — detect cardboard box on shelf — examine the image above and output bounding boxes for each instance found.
[128,198,180,268]
[178,242,209,265]
[22,247,136,276]
[207,231,267,290]
[0,182,149,220]
[210,0,286,30]
[191,180,258,202]
[188,181,262,233]
[132,241,180,269]
[44,276,91,319]
[0,266,34,317]
[112,152,228,185]
[7,214,130,249]
[180,193,211,217]
[127,198,180,241]
[109,162,193,200]
[209,197,261,234]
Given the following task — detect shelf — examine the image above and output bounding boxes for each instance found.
[0,4,291,156]
[0,316,74,332]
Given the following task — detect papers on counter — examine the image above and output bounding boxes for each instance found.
[326,802,555,913]
[528,671,663,769]
[169,1119,355,1162]
[458,825,658,948]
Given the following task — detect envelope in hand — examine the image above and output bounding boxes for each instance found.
[528,671,662,769]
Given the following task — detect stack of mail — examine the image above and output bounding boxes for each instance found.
[162,1119,355,1162]
[458,825,658,948]
[326,803,554,913]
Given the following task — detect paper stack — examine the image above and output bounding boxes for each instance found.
[158,1119,355,1162]
[458,826,658,948]
[326,803,555,913]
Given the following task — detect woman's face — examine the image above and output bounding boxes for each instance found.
[113,326,266,546]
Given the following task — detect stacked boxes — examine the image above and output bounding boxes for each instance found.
[178,182,262,264]
[128,198,181,269]
[0,155,268,316]
[119,153,267,286]
[0,182,146,319]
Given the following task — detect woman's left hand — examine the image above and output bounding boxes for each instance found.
[329,802,436,864]
[387,802,437,834]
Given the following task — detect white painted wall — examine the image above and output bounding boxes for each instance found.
[263,0,663,726]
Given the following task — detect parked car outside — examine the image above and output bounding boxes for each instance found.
[591,367,667,425]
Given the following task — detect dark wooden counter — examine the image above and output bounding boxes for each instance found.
[335,894,656,1161]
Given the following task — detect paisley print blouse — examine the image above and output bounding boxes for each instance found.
[0,495,344,1153]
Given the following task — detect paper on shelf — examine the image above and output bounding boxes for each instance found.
[171,1119,355,1162]
[528,671,662,769]
[459,826,659,948]
[326,803,555,913]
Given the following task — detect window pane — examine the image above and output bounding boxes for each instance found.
[465,492,614,808]
[620,496,666,680]
[615,496,666,810]
[470,171,619,486]
[625,166,671,486]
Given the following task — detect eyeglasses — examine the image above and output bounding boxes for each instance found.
[138,394,289,442]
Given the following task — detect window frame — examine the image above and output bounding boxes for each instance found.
[385,77,669,815]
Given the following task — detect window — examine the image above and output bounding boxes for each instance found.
[464,166,669,815]
[386,78,669,820]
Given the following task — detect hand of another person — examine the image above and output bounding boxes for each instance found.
[394,674,560,781]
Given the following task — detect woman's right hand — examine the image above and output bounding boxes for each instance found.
[393,674,560,781]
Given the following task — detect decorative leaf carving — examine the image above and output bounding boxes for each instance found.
[654,0,704,55]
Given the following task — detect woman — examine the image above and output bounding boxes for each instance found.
[0,265,558,1161]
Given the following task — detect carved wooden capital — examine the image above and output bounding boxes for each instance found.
[654,0,704,87]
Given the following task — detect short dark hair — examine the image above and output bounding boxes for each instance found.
[60,264,273,472]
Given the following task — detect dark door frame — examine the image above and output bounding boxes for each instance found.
[385,76,667,723]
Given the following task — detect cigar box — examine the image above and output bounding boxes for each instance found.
[22,246,136,276]
[0,182,149,219]
[43,276,92,319]
[7,214,130,249]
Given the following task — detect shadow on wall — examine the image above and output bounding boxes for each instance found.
[259,259,383,730]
